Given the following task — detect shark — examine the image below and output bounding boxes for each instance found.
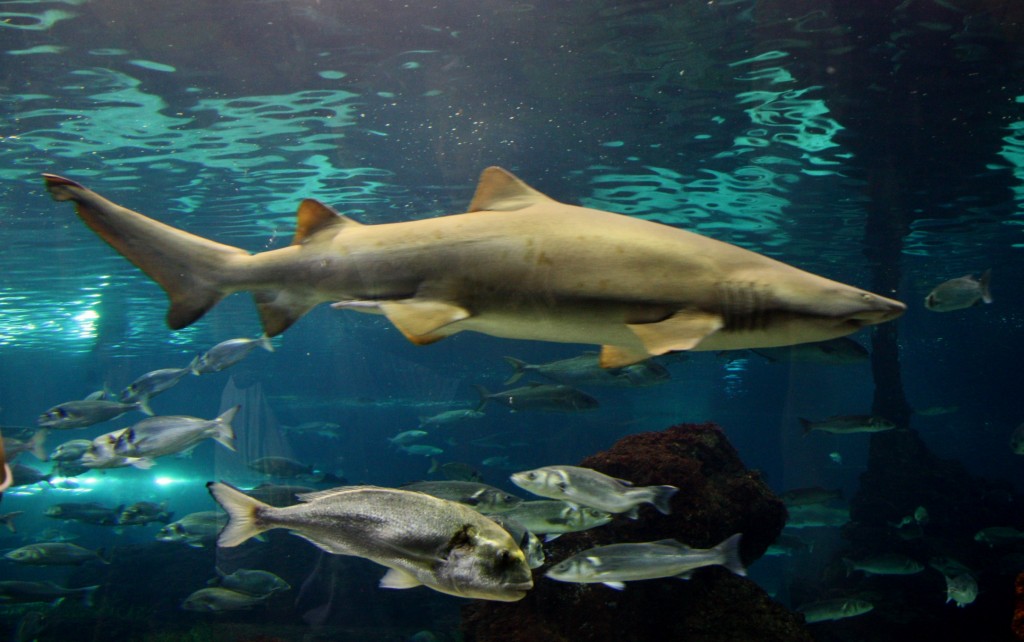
[41,167,905,367]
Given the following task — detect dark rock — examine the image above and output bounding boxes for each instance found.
[462,422,809,642]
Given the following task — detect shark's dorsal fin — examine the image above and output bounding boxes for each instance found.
[292,199,362,245]
[468,166,556,212]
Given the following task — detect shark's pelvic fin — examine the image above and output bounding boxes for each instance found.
[468,166,555,212]
[627,310,725,355]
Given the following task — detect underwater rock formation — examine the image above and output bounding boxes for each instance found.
[463,422,809,642]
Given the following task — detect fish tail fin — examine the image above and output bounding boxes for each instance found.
[714,533,747,577]
[137,398,154,417]
[472,385,490,412]
[42,174,249,331]
[29,429,49,461]
[212,405,240,451]
[980,268,993,304]
[188,355,202,375]
[842,557,855,577]
[257,335,275,353]
[502,357,526,385]
[648,485,679,515]
[207,481,273,547]
[798,418,813,436]
[2,511,24,533]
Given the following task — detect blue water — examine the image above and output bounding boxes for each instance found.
[2,1,1024,640]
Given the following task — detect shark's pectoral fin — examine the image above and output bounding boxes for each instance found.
[600,345,651,368]
[380,300,470,344]
[627,310,725,355]
[334,298,470,345]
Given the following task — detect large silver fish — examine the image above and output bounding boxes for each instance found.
[207,482,533,601]
[42,168,904,368]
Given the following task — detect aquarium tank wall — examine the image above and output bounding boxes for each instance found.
[1,1,1023,641]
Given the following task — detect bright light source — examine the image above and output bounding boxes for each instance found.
[154,476,177,486]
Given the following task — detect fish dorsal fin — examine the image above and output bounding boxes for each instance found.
[468,167,556,212]
[296,485,383,503]
[292,199,362,245]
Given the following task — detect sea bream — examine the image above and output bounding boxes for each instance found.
[37,399,149,430]
[189,336,274,374]
[112,406,238,461]
[510,465,677,517]
[118,367,191,412]
[42,168,905,368]
[207,482,533,601]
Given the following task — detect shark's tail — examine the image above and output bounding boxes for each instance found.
[43,174,249,332]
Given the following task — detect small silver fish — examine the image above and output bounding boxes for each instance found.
[389,430,429,446]
[112,406,237,461]
[181,587,267,612]
[510,465,677,517]
[48,439,92,462]
[474,384,599,413]
[419,409,486,428]
[925,269,992,312]
[4,542,108,566]
[502,353,670,387]
[401,481,523,514]
[37,400,148,430]
[400,444,444,457]
[212,568,290,598]
[797,598,874,623]
[118,501,174,526]
[843,553,924,575]
[546,534,746,589]
[945,572,978,607]
[118,367,191,412]
[502,500,612,537]
[189,336,273,374]
[799,415,896,435]
[156,511,227,548]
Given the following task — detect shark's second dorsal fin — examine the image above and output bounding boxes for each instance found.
[468,167,556,212]
[292,199,362,245]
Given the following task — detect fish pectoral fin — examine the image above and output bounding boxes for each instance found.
[626,310,724,355]
[379,567,423,590]
[602,581,627,591]
[599,345,651,368]
[674,571,694,580]
[377,299,471,345]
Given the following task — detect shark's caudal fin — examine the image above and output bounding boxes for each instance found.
[43,174,249,331]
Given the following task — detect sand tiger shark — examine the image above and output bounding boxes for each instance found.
[42,167,904,367]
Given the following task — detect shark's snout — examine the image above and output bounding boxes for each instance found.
[848,294,906,326]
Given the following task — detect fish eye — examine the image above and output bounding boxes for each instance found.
[525,472,537,480]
